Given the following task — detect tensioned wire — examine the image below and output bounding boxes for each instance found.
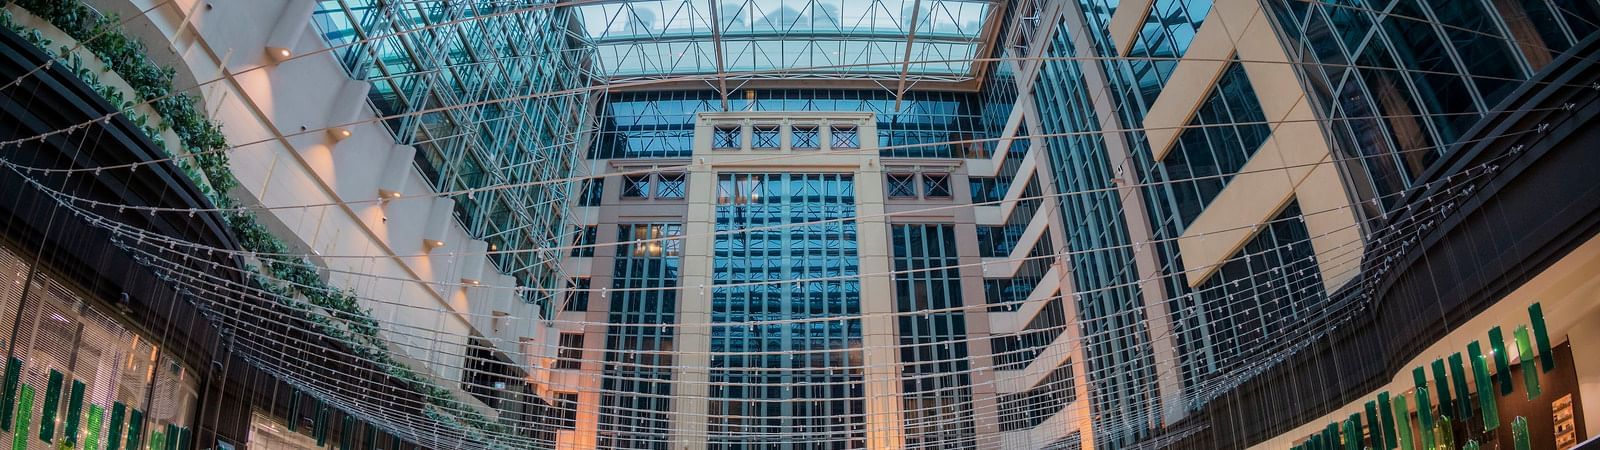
[0,41,1536,445]
[95,207,1382,448]
[28,127,1484,398]
[6,118,1531,300]
[99,209,1415,450]
[0,104,1544,264]
[103,168,1484,448]
[3,0,1574,441]
[4,97,1526,336]
[28,146,1497,445]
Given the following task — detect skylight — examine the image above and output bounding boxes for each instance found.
[577,0,996,80]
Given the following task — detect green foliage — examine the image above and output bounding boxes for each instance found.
[3,1,497,436]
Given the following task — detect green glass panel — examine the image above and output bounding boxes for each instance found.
[1416,385,1435,450]
[86,405,103,450]
[149,430,164,450]
[108,402,126,450]
[1324,422,1340,450]
[1378,392,1398,449]
[364,422,376,450]
[1489,327,1513,395]
[341,415,355,450]
[1515,326,1541,399]
[66,379,85,445]
[1434,415,1454,449]
[41,369,63,442]
[315,405,330,447]
[1512,416,1530,450]
[1464,440,1481,450]
[1429,359,1453,422]
[12,385,33,450]
[1468,341,1499,431]
[286,393,300,432]
[1394,395,1414,450]
[1364,401,1380,450]
[1448,353,1471,419]
[165,423,179,450]
[127,408,144,450]
[0,357,18,430]
[1345,414,1361,450]
[1529,303,1554,372]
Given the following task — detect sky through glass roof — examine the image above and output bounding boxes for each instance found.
[577,0,996,81]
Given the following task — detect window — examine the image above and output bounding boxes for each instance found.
[555,393,579,429]
[622,174,650,198]
[713,125,742,149]
[656,172,686,198]
[923,173,951,198]
[831,125,859,148]
[564,277,591,312]
[556,333,585,370]
[571,225,597,257]
[887,173,918,199]
[791,125,819,149]
[752,125,780,149]
[579,179,603,206]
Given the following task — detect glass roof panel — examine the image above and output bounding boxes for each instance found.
[578,0,994,80]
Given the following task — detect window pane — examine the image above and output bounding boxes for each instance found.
[831,126,859,148]
[623,175,650,198]
[656,173,686,198]
[887,174,918,198]
[923,173,952,198]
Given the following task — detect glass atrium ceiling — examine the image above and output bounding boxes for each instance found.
[577,0,998,81]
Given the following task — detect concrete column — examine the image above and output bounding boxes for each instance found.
[854,146,906,450]
[670,163,719,450]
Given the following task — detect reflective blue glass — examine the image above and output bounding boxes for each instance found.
[600,224,684,448]
[709,174,864,448]
[891,224,976,447]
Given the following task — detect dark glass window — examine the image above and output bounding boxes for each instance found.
[713,125,741,149]
[969,177,1012,204]
[831,125,859,148]
[601,223,682,446]
[555,393,578,429]
[891,224,976,446]
[556,333,585,370]
[791,125,819,148]
[622,174,650,198]
[998,358,1077,431]
[752,125,780,148]
[887,173,918,199]
[922,173,952,198]
[564,277,591,312]
[656,172,686,199]
[579,179,604,206]
[571,225,598,257]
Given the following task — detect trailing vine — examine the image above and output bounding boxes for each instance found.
[1,1,502,441]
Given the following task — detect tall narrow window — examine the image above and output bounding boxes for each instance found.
[831,125,859,148]
[656,172,686,199]
[622,174,650,198]
[564,277,591,312]
[555,393,579,429]
[571,225,598,257]
[791,125,820,149]
[556,333,585,370]
[579,179,604,206]
[887,173,918,199]
[752,125,781,149]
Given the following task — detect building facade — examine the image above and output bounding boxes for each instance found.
[3,0,1600,448]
